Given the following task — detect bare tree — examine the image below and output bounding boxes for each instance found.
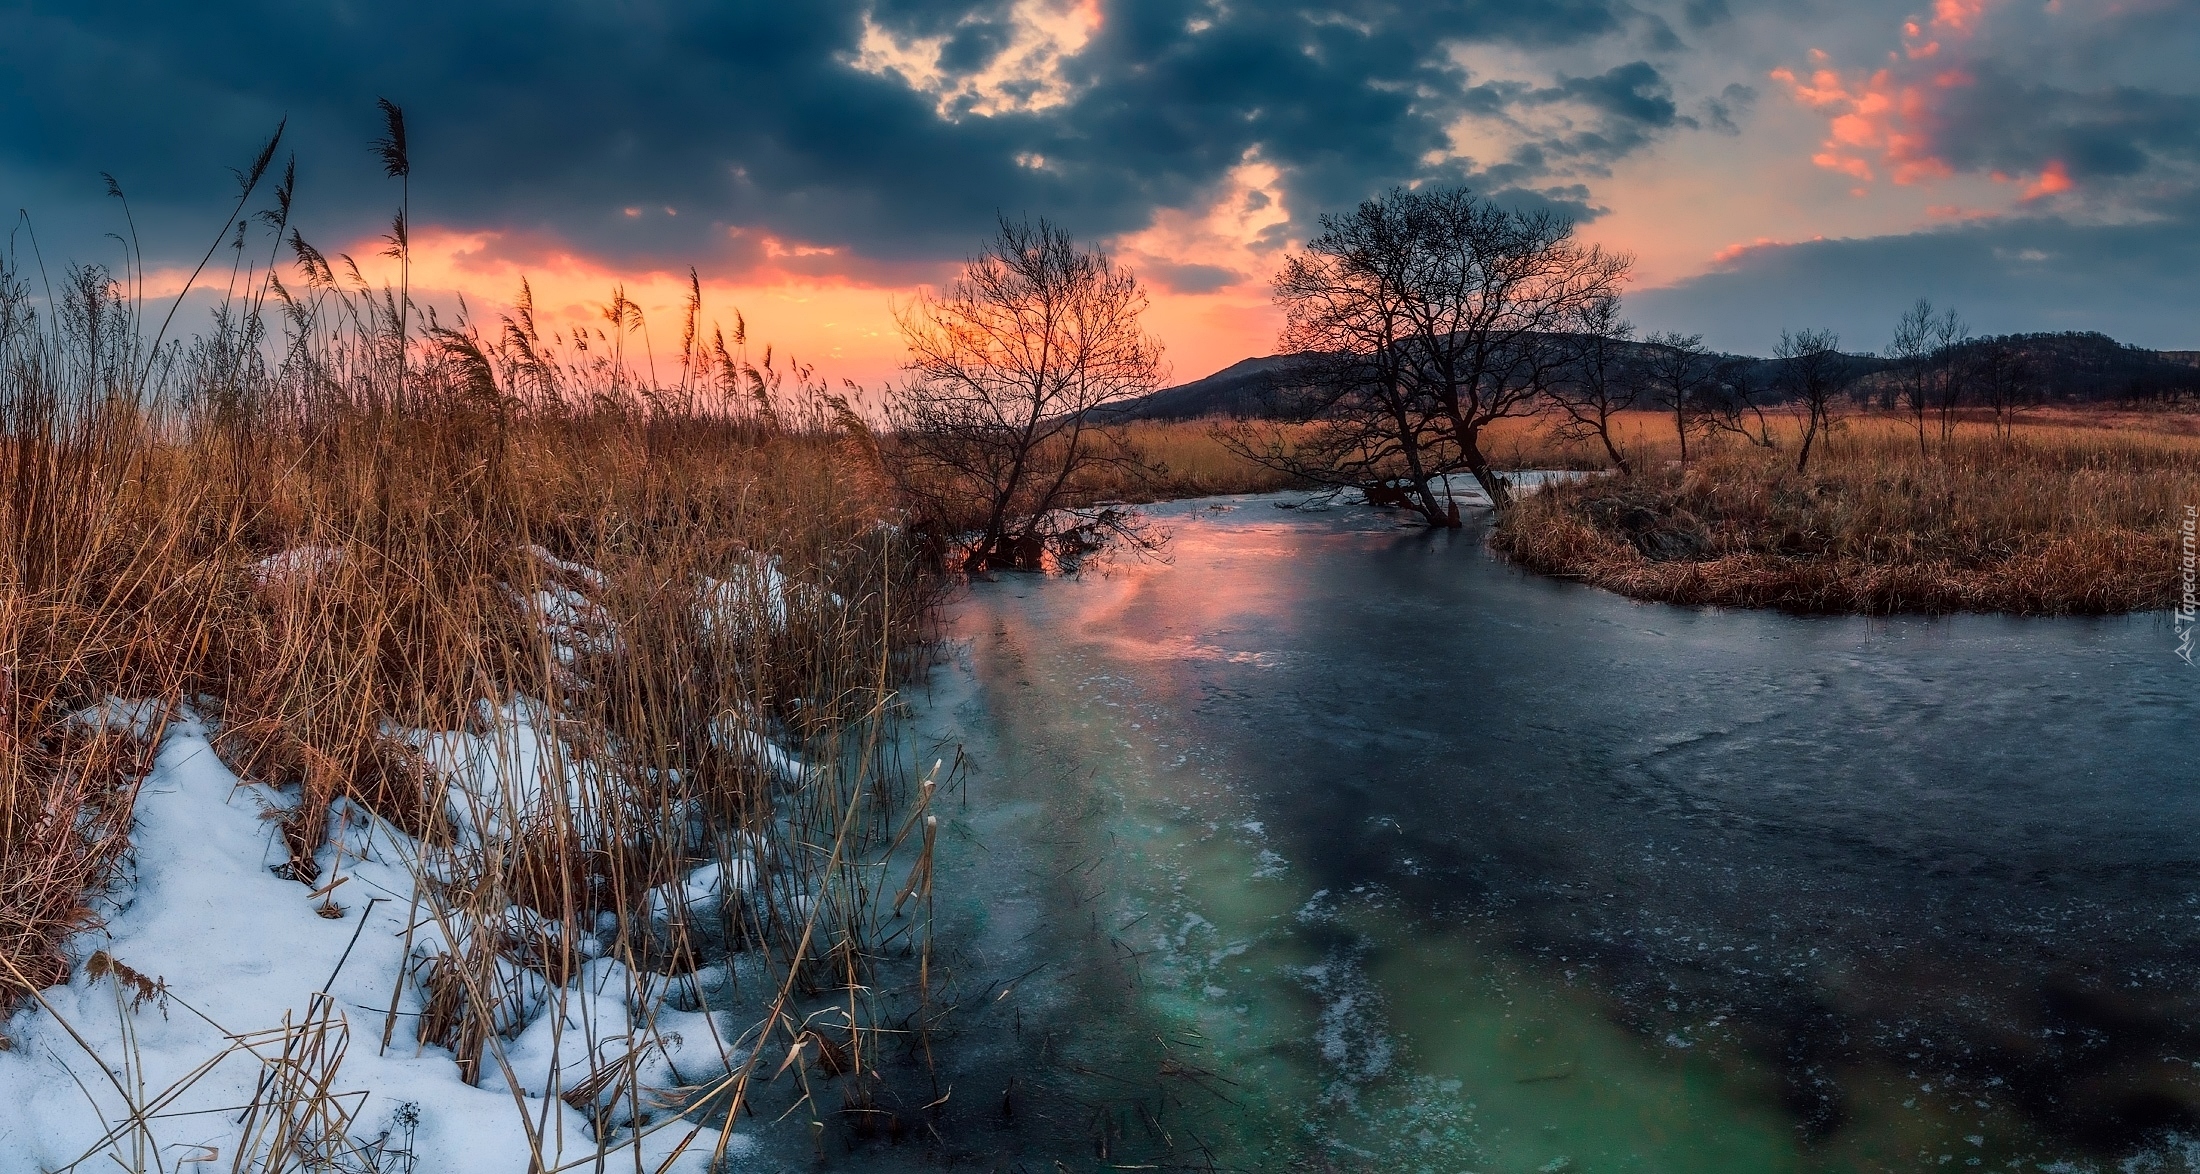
[1545,295,1642,473]
[1932,310,1972,443]
[1394,191,1630,508]
[1704,353,1779,451]
[1224,216,1457,525]
[885,218,1164,571]
[1887,298,1966,455]
[1641,331,1716,468]
[1973,338,2033,438]
[1886,299,1935,452]
[1233,186,1629,524]
[1776,328,1849,474]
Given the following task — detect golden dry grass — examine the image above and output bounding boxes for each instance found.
[1091,410,2196,614]
[2,375,974,1174]
[1087,410,1683,503]
[1492,413,2200,614]
[0,244,949,1172]
[1089,419,1306,500]
[2,384,925,987]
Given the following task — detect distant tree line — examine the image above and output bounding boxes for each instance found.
[1208,187,2200,524]
[876,189,2200,564]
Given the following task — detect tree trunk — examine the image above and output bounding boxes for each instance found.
[1598,420,1631,475]
[969,501,1013,572]
[1407,475,1454,528]
[1459,429,1511,510]
[1796,410,1820,474]
[1386,384,1459,527]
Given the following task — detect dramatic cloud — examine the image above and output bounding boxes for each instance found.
[1631,208,2200,353]
[2,0,2193,380]
[1623,0,2198,354]
[1,0,1679,271]
[1768,0,2199,210]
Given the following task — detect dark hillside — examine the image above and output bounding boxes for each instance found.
[1100,354,1306,421]
[1113,329,2197,422]
[1989,332,2200,401]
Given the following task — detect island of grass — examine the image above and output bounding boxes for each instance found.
[1489,412,2200,616]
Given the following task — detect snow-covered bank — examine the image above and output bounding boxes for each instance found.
[0,526,938,1171]
[0,709,747,1172]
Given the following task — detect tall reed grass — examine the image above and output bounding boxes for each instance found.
[1,190,946,1164]
[1492,415,2198,613]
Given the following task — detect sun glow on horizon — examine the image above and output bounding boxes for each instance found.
[266,227,921,389]
[126,213,1293,396]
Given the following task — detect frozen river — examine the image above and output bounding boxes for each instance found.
[825,491,2200,1171]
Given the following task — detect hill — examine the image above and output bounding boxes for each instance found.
[1111,330,2197,421]
[1984,332,2200,401]
[1100,354,1305,421]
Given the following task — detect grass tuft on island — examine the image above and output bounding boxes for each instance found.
[1490,414,2198,615]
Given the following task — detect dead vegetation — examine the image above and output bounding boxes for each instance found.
[1,117,957,1168]
[1058,406,2196,615]
[1491,415,2197,614]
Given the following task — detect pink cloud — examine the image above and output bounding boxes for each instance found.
[1772,0,2084,207]
[2020,159,2075,200]
[1931,0,1990,34]
[1773,61,1961,188]
[1711,235,1826,265]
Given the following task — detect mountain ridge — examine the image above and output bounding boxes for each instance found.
[1107,330,2200,420]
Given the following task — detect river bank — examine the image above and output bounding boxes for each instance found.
[0,370,940,1169]
[1102,412,2200,615]
[1491,416,2197,614]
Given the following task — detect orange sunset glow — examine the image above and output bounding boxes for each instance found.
[339,218,1288,394]
[14,0,2194,369]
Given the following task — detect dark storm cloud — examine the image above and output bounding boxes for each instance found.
[0,0,1675,276]
[1554,61,1679,129]
[1629,210,2200,354]
[1696,83,1754,135]
[1681,0,1731,30]
[1452,60,1687,196]
[1930,66,2200,204]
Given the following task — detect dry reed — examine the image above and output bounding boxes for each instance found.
[1492,414,2198,614]
[1086,410,2194,614]
[2,193,947,1166]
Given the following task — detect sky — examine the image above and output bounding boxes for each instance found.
[4,0,2195,389]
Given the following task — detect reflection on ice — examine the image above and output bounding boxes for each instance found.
[915,488,2200,1171]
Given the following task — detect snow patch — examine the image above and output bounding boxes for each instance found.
[0,710,740,1171]
[251,545,344,587]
